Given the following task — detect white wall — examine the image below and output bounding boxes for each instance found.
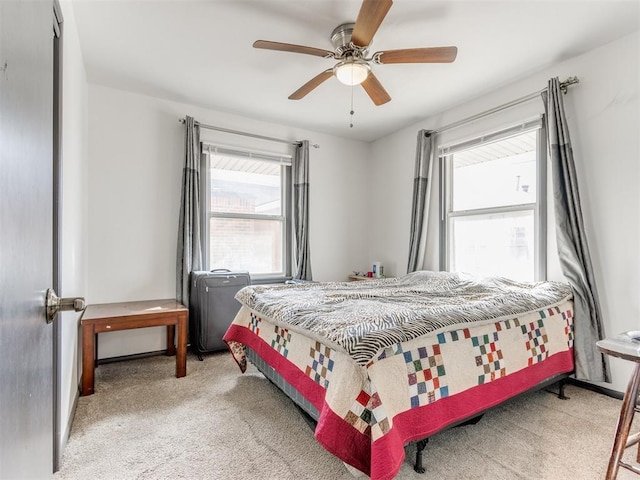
[86,85,371,358]
[58,0,89,458]
[368,32,639,394]
[80,29,638,391]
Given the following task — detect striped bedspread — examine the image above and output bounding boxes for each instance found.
[235,271,572,365]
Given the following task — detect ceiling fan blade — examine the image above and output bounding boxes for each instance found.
[289,70,334,100]
[351,0,393,47]
[375,46,458,64]
[253,40,335,58]
[361,72,391,106]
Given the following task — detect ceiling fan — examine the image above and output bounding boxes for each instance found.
[253,0,458,106]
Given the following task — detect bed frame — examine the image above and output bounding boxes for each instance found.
[246,346,571,474]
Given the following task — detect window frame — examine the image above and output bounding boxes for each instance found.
[439,118,547,281]
[200,143,293,283]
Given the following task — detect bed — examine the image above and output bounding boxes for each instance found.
[223,270,575,480]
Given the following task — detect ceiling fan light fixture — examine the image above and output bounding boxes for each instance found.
[334,59,370,86]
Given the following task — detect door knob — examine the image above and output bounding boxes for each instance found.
[45,288,86,324]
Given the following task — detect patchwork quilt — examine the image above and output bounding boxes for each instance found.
[224,271,575,480]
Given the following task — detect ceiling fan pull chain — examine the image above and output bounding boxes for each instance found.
[350,85,355,128]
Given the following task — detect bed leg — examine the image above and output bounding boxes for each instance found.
[459,413,484,426]
[557,379,569,400]
[414,438,429,474]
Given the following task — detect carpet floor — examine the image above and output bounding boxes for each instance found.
[55,352,638,479]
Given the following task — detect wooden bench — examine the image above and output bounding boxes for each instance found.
[80,299,188,396]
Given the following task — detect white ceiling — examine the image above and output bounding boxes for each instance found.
[71,0,640,142]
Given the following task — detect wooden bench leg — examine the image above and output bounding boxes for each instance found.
[175,313,187,378]
[81,324,96,396]
[166,324,176,356]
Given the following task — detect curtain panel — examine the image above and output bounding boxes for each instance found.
[407,130,436,273]
[542,77,610,382]
[293,140,312,281]
[176,116,203,306]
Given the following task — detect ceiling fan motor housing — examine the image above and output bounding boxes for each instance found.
[331,23,368,58]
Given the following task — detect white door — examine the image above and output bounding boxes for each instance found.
[0,0,55,477]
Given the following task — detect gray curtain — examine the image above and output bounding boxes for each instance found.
[176,116,203,306]
[542,77,610,383]
[407,130,436,273]
[293,140,312,280]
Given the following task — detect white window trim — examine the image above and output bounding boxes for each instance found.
[439,118,547,281]
[200,143,293,283]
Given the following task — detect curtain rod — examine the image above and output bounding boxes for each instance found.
[434,76,579,135]
[177,118,320,149]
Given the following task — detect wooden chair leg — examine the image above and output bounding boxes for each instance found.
[637,397,640,464]
[606,364,640,480]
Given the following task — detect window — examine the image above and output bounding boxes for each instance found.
[440,120,546,281]
[202,145,292,281]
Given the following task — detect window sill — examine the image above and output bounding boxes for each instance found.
[250,276,291,285]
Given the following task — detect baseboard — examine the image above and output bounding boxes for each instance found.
[567,377,623,400]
